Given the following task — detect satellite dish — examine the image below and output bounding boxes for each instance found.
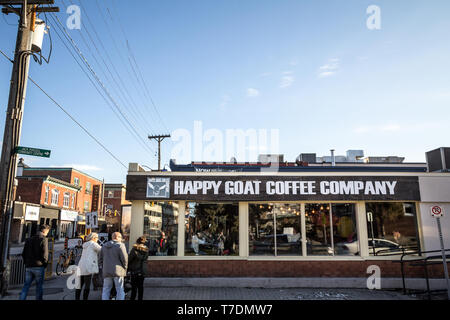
[230,157,237,163]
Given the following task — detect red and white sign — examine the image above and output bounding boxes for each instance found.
[431,205,444,217]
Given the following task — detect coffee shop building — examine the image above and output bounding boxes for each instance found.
[125,151,450,281]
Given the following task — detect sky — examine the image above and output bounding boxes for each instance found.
[1,0,450,184]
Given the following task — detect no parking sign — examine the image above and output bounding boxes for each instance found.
[430,204,450,299]
[431,205,444,217]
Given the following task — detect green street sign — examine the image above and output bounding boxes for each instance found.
[15,146,51,158]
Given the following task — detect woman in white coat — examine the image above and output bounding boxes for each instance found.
[75,232,101,300]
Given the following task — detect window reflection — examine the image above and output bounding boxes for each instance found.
[305,204,332,255]
[185,203,239,256]
[144,201,178,256]
[365,202,419,256]
[249,204,302,256]
[305,203,358,256]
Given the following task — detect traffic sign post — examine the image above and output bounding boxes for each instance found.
[14,146,51,158]
[430,205,450,300]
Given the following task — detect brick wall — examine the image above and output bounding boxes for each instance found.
[16,178,43,203]
[145,260,450,278]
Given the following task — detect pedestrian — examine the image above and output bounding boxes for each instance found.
[19,224,50,300]
[157,231,168,256]
[127,236,149,300]
[99,232,128,300]
[75,232,101,300]
[217,231,225,256]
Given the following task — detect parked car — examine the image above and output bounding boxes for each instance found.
[251,234,302,254]
[336,238,412,256]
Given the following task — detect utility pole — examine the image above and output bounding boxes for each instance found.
[148,134,171,171]
[0,0,58,296]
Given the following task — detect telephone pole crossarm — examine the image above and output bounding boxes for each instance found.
[148,134,171,171]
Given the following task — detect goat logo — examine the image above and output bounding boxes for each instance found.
[147,178,170,198]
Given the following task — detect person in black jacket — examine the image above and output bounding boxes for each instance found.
[20,224,50,300]
[127,236,149,300]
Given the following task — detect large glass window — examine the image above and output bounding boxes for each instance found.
[365,202,420,256]
[185,203,239,256]
[249,204,302,256]
[144,201,179,256]
[305,203,357,256]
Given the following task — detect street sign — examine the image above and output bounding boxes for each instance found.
[430,204,450,299]
[86,212,98,229]
[98,233,109,246]
[15,146,51,158]
[431,205,444,217]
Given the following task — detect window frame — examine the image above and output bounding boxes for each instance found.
[51,189,59,206]
[63,192,70,208]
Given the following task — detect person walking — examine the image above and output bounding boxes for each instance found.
[19,224,50,300]
[127,236,149,300]
[75,232,101,300]
[99,232,128,300]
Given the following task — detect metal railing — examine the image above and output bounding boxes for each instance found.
[394,248,450,299]
[8,254,26,286]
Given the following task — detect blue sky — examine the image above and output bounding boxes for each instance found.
[1,0,450,184]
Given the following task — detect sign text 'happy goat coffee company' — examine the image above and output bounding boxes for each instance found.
[126,175,420,201]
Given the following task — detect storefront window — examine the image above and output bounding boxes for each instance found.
[144,201,179,256]
[185,203,239,256]
[249,204,302,256]
[305,203,357,256]
[365,202,420,256]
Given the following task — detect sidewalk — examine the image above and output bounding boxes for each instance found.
[0,275,432,301]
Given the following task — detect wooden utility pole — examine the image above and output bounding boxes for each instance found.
[148,134,170,171]
[0,0,58,296]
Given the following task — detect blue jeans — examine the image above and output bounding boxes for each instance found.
[102,277,125,300]
[19,267,46,300]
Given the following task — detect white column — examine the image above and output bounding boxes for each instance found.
[239,202,249,257]
[177,201,185,257]
[301,203,306,257]
[356,201,369,257]
[129,200,144,248]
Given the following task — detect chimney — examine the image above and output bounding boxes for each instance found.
[330,149,336,166]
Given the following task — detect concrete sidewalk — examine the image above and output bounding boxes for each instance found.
[1,275,437,300]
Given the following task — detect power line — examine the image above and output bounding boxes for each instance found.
[46,11,158,157]
[97,0,171,135]
[61,0,156,141]
[64,0,159,139]
[109,0,171,134]
[0,47,128,170]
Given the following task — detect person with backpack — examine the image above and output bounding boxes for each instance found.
[127,236,149,300]
[20,224,50,300]
[75,232,101,300]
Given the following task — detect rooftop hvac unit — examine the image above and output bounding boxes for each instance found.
[31,19,46,53]
[426,147,450,172]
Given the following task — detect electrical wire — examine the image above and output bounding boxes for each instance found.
[93,0,169,136]
[63,0,157,140]
[0,48,128,170]
[110,0,171,134]
[46,11,157,157]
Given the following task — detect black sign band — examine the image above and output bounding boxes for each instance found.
[126,175,421,202]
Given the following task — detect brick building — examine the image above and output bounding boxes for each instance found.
[20,166,103,214]
[12,175,80,242]
[102,184,130,233]
[11,161,104,242]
